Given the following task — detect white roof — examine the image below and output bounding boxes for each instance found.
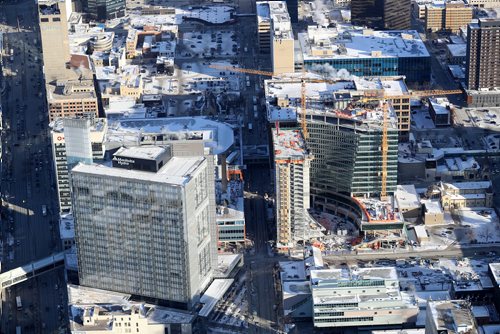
[299,28,430,60]
[489,263,500,287]
[198,279,234,317]
[106,117,234,155]
[115,146,167,160]
[395,184,420,210]
[59,213,75,240]
[273,129,309,160]
[72,156,205,186]
[429,97,451,115]
[422,200,443,214]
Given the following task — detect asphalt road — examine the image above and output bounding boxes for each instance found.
[0,0,68,333]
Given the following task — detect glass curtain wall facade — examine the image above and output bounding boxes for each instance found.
[305,115,398,199]
[304,57,430,83]
[87,0,125,20]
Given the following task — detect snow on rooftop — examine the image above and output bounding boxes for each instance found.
[181,5,235,24]
[59,212,75,240]
[299,28,430,60]
[490,263,500,287]
[429,97,451,115]
[272,128,309,160]
[280,261,307,281]
[106,117,234,155]
[311,266,398,285]
[422,200,443,215]
[72,156,205,186]
[395,184,420,210]
[198,279,234,317]
[115,145,167,161]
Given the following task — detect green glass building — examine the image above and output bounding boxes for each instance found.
[304,112,398,205]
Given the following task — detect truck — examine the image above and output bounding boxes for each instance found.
[16,296,22,310]
[41,205,47,216]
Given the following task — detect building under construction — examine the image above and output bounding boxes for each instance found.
[272,128,322,248]
[266,78,402,247]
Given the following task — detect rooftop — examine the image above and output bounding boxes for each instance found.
[264,77,400,130]
[114,146,168,161]
[395,184,421,210]
[310,266,398,285]
[105,117,234,155]
[429,97,452,115]
[59,213,74,240]
[490,263,500,287]
[72,155,205,186]
[272,129,310,161]
[299,27,430,60]
[427,300,477,334]
[198,279,234,317]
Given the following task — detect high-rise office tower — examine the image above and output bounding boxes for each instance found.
[466,19,500,91]
[71,146,217,309]
[51,118,106,212]
[38,0,72,83]
[87,0,126,21]
[351,0,410,30]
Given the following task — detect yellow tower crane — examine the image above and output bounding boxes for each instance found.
[360,89,463,197]
[210,64,463,196]
[209,64,331,139]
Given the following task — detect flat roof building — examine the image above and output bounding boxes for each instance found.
[425,300,478,334]
[311,267,418,328]
[256,1,295,74]
[466,19,500,91]
[51,118,107,212]
[71,146,217,309]
[298,26,431,83]
[38,0,73,82]
[46,78,99,123]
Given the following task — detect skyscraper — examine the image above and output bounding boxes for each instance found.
[71,146,217,309]
[466,19,500,91]
[351,0,411,30]
[38,0,72,82]
[87,0,126,21]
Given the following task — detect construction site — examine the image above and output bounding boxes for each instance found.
[262,74,461,252]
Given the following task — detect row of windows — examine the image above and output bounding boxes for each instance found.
[315,316,374,323]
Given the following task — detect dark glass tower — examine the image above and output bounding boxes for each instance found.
[351,0,410,30]
[87,0,125,21]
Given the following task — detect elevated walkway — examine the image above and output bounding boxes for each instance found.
[0,251,65,289]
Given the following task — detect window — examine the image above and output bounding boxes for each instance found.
[52,17,61,22]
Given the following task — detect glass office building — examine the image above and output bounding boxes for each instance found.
[300,29,431,84]
[305,113,398,201]
[87,0,125,20]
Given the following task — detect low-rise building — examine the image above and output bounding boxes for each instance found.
[428,97,452,126]
[298,26,431,83]
[395,184,421,219]
[422,200,445,225]
[434,181,494,210]
[311,267,418,328]
[68,285,195,334]
[425,300,478,334]
[446,43,467,65]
